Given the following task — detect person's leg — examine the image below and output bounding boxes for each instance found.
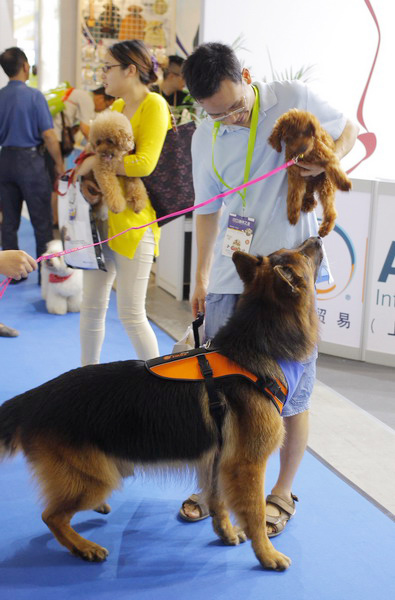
[0,181,23,250]
[0,150,24,251]
[266,353,316,535]
[18,151,53,258]
[80,256,116,366]
[180,293,239,521]
[114,228,159,360]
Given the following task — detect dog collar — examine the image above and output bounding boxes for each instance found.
[49,273,72,284]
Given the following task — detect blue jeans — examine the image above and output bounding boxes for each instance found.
[204,293,316,417]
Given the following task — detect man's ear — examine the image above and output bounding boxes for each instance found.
[273,264,302,294]
[242,68,252,84]
[232,251,260,285]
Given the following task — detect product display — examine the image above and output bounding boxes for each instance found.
[79,0,176,89]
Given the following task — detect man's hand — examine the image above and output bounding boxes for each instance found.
[54,160,65,179]
[297,161,326,178]
[0,250,37,279]
[191,282,208,318]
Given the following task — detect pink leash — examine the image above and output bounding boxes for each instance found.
[0,157,296,299]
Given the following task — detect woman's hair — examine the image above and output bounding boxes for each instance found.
[0,47,28,78]
[182,43,242,100]
[108,40,158,85]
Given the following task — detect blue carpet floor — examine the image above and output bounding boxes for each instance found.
[0,219,394,599]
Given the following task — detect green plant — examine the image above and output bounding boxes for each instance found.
[265,48,315,83]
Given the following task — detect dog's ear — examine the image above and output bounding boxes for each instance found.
[273,264,303,294]
[232,251,261,285]
[118,129,134,151]
[306,121,316,137]
[268,121,284,152]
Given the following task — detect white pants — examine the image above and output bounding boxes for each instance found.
[80,228,159,365]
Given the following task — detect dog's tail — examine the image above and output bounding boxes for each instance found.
[0,397,23,460]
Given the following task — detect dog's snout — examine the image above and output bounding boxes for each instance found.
[312,236,322,247]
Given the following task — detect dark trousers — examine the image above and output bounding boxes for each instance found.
[0,147,53,258]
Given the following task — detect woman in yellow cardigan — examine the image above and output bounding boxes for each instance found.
[76,40,171,364]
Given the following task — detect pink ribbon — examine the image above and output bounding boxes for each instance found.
[0,158,295,299]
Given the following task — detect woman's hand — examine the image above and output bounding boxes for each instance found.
[71,155,96,184]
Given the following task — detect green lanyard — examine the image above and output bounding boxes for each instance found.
[211,85,260,212]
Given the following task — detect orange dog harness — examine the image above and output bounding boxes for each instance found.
[145,348,288,415]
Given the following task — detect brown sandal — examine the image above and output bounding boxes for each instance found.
[266,493,299,538]
[178,494,210,522]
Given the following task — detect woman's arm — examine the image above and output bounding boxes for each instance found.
[116,98,169,178]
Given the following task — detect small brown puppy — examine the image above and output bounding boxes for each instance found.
[89,110,149,214]
[268,109,352,237]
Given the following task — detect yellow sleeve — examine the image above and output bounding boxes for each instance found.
[124,94,170,177]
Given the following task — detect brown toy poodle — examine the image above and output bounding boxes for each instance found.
[88,110,149,214]
[268,109,352,237]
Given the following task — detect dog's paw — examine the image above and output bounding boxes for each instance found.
[94,502,111,515]
[287,207,300,226]
[234,526,248,543]
[301,196,317,212]
[128,198,147,214]
[257,548,292,571]
[318,221,335,238]
[106,196,127,214]
[72,541,109,562]
[213,518,245,546]
[47,306,67,316]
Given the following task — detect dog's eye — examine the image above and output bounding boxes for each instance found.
[96,139,102,145]
[105,138,115,145]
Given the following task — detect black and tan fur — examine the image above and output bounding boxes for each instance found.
[0,237,323,571]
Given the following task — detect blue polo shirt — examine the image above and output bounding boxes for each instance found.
[192,80,347,294]
[0,80,53,147]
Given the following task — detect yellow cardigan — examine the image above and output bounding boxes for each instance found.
[108,93,171,259]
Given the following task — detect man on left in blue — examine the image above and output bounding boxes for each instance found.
[0,47,64,284]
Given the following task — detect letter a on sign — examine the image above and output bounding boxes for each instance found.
[378,241,395,282]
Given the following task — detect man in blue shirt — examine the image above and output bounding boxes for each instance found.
[178,43,359,537]
[0,47,63,282]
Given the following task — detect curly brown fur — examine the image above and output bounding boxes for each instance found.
[88,110,149,214]
[0,237,323,571]
[268,109,352,237]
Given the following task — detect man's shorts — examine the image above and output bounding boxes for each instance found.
[204,293,317,417]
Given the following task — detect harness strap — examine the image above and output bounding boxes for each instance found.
[197,354,226,448]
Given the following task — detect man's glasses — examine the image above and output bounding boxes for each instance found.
[207,94,247,123]
[101,64,123,73]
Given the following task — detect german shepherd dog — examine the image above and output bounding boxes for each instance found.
[0,237,322,571]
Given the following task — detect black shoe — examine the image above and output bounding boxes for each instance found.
[9,277,28,285]
[0,323,19,337]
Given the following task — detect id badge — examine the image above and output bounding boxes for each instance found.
[222,213,255,257]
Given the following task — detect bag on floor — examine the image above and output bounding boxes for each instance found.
[172,313,205,352]
[57,178,106,271]
[143,119,195,226]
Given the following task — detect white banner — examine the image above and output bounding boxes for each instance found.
[364,188,395,358]
[316,184,371,354]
